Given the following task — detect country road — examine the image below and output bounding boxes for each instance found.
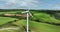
[0,27,19,30]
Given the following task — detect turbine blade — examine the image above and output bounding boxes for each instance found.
[28,9,33,17]
[29,12,33,17]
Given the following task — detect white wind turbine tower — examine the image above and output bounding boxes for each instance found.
[22,9,33,32]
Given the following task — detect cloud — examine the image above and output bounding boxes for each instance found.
[0,0,41,9]
[0,0,60,10]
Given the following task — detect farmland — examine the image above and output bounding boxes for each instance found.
[0,9,60,32]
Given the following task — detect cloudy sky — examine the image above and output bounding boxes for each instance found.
[0,0,60,10]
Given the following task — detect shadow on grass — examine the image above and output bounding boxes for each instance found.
[31,19,60,26]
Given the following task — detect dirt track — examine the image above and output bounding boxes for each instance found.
[0,27,19,30]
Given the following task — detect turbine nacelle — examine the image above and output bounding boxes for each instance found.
[21,10,33,17]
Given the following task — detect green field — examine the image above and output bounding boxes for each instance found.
[0,10,60,32]
[0,17,17,25]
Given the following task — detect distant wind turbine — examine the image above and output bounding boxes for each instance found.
[22,9,33,32]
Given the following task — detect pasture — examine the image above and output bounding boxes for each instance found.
[0,9,60,32]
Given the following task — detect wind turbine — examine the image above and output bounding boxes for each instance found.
[22,9,33,32]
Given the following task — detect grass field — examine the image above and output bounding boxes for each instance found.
[0,17,17,25]
[29,21,60,32]
[0,10,60,32]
